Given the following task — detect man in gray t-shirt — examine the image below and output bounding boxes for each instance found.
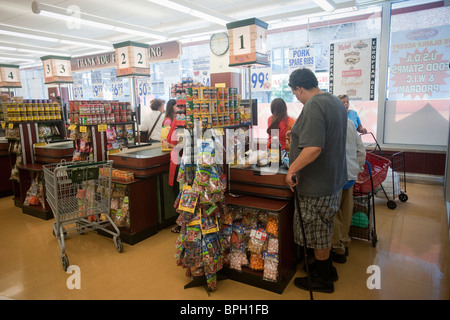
[286,68,347,294]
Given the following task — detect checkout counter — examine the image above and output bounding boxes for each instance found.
[224,163,296,294]
[107,143,178,244]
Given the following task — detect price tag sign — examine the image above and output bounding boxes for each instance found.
[251,58,272,91]
[68,124,77,131]
[0,64,22,88]
[98,124,107,132]
[111,77,124,98]
[8,123,14,129]
[250,229,267,241]
[79,126,87,133]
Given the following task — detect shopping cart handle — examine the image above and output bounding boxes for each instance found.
[365,160,372,175]
[67,161,110,169]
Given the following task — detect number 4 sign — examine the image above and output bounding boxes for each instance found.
[0,64,22,88]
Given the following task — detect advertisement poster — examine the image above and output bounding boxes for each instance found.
[288,47,315,74]
[388,25,450,100]
[192,57,210,86]
[329,38,377,100]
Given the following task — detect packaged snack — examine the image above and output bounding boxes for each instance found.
[195,167,211,186]
[267,236,279,254]
[249,252,264,270]
[220,205,235,225]
[178,185,198,213]
[266,212,279,236]
[242,208,258,228]
[248,228,267,254]
[263,252,279,282]
[230,222,245,251]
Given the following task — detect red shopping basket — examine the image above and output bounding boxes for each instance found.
[354,152,391,194]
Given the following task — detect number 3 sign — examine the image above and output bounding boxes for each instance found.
[40,56,73,84]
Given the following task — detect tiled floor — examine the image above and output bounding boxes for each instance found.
[0,182,448,300]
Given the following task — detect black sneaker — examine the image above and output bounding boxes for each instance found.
[303,262,339,282]
[331,251,347,264]
[294,271,334,293]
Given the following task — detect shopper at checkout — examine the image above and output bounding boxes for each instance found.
[140,99,165,143]
[331,118,366,264]
[339,94,367,134]
[286,68,348,294]
[266,98,296,152]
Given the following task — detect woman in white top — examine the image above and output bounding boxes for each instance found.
[140,99,165,142]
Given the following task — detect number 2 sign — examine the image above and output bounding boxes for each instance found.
[114,41,150,77]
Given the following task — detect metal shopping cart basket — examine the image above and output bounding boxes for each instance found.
[362,132,409,209]
[43,159,123,271]
[350,153,391,247]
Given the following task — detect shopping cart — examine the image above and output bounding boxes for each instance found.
[350,153,391,247]
[362,132,409,209]
[43,160,123,271]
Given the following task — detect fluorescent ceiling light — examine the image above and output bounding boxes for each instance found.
[0,46,18,51]
[0,29,59,42]
[0,23,112,51]
[32,1,169,40]
[314,0,337,13]
[59,39,111,50]
[146,0,235,26]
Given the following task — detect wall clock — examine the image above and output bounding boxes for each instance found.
[210,32,229,56]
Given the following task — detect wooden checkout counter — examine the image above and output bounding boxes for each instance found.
[224,164,297,294]
[107,144,178,245]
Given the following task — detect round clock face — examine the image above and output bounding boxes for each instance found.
[210,32,229,56]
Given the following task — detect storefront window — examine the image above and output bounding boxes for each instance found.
[15,67,48,100]
[385,0,450,147]
[249,8,382,142]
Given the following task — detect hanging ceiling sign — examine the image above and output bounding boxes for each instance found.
[113,41,150,77]
[0,64,21,88]
[226,18,269,68]
[71,51,116,72]
[148,41,181,63]
[41,55,73,84]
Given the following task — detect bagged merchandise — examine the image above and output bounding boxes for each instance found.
[174,137,225,291]
[263,252,279,282]
[229,248,248,272]
[23,175,45,209]
[266,212,279,236]
[248,228,267,254]
[110,183,130,228]
[249,252,264,270]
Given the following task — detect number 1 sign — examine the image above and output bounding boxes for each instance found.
[0,64,21,88]
[40,56,73,84]
[226,18,269,68]
[113,41,150,77]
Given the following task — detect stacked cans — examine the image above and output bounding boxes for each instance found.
[5,100,61,123]
[69,100,132,125]
[184,87,240,130]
